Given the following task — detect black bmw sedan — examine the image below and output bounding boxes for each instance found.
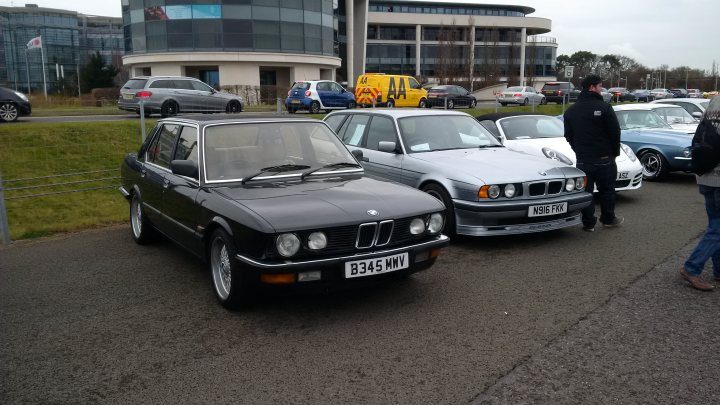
[0,86,31,122]
[120,115,449,309]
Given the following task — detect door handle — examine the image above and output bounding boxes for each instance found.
[163,179,170,189]
[140,169,146,178]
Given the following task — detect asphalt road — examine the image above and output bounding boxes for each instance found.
[2,172,718,404]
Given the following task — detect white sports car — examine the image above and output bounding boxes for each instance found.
[477,113,643,192]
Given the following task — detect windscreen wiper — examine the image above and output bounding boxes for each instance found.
[300,162,362,180]
[241,164,310,184]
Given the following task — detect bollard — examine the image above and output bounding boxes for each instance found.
[276,97,282,113]
[0,171,10,245]
[444,96,448,110]
[139,99,146,143]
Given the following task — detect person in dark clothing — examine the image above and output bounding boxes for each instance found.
[563,74,624,232]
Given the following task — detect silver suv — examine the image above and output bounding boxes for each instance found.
[118,76,243,117]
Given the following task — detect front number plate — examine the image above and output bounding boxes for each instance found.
[345,253,409,278]
[617,171,629,180]
[528,202,568,217]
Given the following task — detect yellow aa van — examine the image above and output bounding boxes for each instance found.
[355,73,428,108]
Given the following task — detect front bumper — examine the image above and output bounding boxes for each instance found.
[453,192,593,236]
[16,101,32,116]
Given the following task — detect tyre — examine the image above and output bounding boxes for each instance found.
[226,100,242,113]
[347,100,356,109]
[309,101,321,114]
[522,98,529,106]
[500,103,507,107]
[421,183,455,236]
[639,150,668,181]
[0,102,18,122]
[209,229,249,309]
[418,98,427,108]
[540,97,547,105]
[130,193,155,244]
[469,99,477,108]
[386,99,395,108]
[447,99,454,109]
[160,100,178,117]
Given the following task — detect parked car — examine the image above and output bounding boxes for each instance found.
[612,105,693,180]
[645,104,699,134]
[119,115,449,308]
[650,88,674,100]
[703,91,719,99]
[354,73,428,108]
[323,109,592,236]
[599,87,613,103]
[652,98,711,119]
[285,80,356,114]
[607,87,637,102]
[669,88,689,98]
[540,81,580,104]
[0,86,31,122]
[631,89,655,102]
[426,85,477,108]
[476,112,642,192]
[687,89,702,98]
[118,76,244,117]
[495,86,546,106]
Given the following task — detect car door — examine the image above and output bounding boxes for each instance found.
[172,79,196,112]
[162,124,203,253]
[315,81,334,108]
[356,115,405,183]
[142,123,182,229]
[190,80,221,112]
[407,77,424,107]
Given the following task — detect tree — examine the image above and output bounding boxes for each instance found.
[79,52,120,93]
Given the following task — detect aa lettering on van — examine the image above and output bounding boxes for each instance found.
[360,76,368,85]
[387,77,407,99]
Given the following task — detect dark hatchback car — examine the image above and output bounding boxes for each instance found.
[120,115,449,309]
[0,86,31,122]
[607,87,637,102]
[540,81,580,104]
[426,85,477,108]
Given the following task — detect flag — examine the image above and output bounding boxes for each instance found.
[26,36,42,50]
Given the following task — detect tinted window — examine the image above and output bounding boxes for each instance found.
[291,82,311,90]
[173,126,199,164]
[123,79,148,89]
[174,80,194,90]
[324,114,347,132]
[149,79,175,89]
[316,82,331,91]
[339,114,370,146]
[365,116,397,151]
[191,80,213,91]
[147,124,180,168]
[409,77,421,89]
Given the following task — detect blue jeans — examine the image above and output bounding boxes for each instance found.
[577,160,617,226]
[685,185,720,277]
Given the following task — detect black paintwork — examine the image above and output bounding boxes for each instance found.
[0,86,32,117]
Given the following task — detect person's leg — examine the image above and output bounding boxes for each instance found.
[576,161,597,227]
[596,161,618,225]
[685,185,720,276]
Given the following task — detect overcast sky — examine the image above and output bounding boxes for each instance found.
[2,0,717,72]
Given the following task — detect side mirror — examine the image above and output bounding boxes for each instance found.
[170,159,198,179]
[692,112,703,119]
[340,88,346,93]
[351,149,368,162]
[378,141,398,153]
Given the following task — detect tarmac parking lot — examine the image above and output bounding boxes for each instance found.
[2,172,719,404]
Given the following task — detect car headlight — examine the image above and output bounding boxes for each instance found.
[504,183,516,198]
[427,213,444,234]
[542,147,573,165]
[565,179,575,191]
[307,232,327,250]
[276,233,301,257]
[487,185,501,199]
[13,91,28,102]
[621,143,637,162]
[410,218,426,235]
[575,177,585,191]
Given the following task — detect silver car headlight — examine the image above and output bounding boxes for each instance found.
[503,184,517,198]
[276,233,301,257]
[575,177,585,191]
[410,218,426,235]
[621,143,637,162]
[307,232,327,250]
[488,185,501,199]
[13,91,28,102]
[542,147,574,165]
[565,179,575,192]
[427,213,444,234]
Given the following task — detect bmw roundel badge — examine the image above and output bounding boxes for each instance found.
[367,210,379,216]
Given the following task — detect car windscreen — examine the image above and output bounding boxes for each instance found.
[615,110,672,130]
[203,122,358,182]
[291,82,311,90]
[397,115,501,153]
[499,116,565,140]
[122,79,148,90]
[654,106,697,124]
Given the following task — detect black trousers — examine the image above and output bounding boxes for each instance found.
[576,160,617,226]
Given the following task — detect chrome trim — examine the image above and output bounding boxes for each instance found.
[119,186,130,198]
[356,222,378,249]
[376,220,394,246]
[457,214,582,236]
[234,234,449,270]
[674,157,691,161]
[143,202,199,236]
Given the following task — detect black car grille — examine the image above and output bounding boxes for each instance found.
[528,180,564,196]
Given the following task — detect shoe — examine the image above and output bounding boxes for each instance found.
[679,268,715,291]
[582,225,595,232]
[602,216,624,228]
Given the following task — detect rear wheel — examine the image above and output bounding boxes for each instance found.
[639,150,668,181]
[418,98,427,108]
[160,100,178,117]
[225,100,242,113]
[309,101,321,114]
[421,183,455,236]
[130,193,155,244]
[386,99,395,108]
[0,102,18,122]
[522,98,529,106]
[209,229,250,309]
[469,99,477,108]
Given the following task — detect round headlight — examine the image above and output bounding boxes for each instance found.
[504,184,516,198]
[565,179,575,192]
[427,213,444,234]
[410,218,426,235]
[575,177,585,191]
[488,185,501,199]
[276,233,300,257]
[307,232,327,250]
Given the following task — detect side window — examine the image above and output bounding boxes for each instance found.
[191,80,213,92]
[173,126,199,165]
[680,102,702,115]
[339,114,370,146]
[324,114,347,133]
[147,124,180,169]
[478,120,500,138]
[149,80,174,89]
[331,83,344,93]
[409,77,421,90]
[316,82,330,91]
[365,116,397,151]
[173,80,194,90]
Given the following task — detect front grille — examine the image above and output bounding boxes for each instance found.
[528,182,546,196]
[376,220,394,246]
[528,180,565,196]
[615,179,631,188]
[356,223,377,248]
[548,181,563,194]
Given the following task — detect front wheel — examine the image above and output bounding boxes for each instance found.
[0,102,19,122]
[540,97,547,105]
[639,150,668,181]
[421,183,455,236]
[226,100,242,113]
[209,229,250,309]
[469,99,477,108]
[347,100,356,109]
[447,99,454,109]
[386,99,395,108]
[130,193,155,244]
[309,101,321,114]
[418,98,427,108]
[160,100,178,117]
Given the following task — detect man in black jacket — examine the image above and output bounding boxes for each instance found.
[563,74,623,231]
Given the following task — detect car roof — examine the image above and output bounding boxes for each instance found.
[327,109,471,119]
[653,98,707,104]
[157,114,320,125]
[475,112,550,121]
[612,104,656,111]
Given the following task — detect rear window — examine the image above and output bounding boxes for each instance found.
[428,86,450,93]
[291,82,311,90]
[122,79,148,90]
[542,83,568,91]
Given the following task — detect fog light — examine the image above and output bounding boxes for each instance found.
[298,271,321,282]
[260,273,296,284]
[415,251,430,262]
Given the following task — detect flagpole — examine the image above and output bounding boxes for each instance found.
[25,49,31,95]
[39,36,47,99]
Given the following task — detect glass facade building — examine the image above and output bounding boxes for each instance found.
[0,5,123,94]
